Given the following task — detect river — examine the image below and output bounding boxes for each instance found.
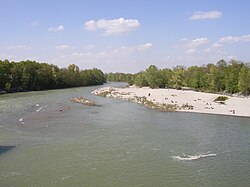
[0,82,250,187]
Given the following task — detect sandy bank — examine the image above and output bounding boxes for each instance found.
[92,86,250,117]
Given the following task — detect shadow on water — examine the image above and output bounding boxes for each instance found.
[0,145,16,155]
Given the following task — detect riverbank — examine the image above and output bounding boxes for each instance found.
[92,86,250,117]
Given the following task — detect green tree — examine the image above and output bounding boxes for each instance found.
[145,65,164,88]
[134,72,148,87]
[172,66,185,89]
[185,66,207,90]
[0,59,12,90]
[210,60,227,92]
[0,60,106,93]
[10,62,22,91]
[35,63,54,90]
[225,60,242,93]
[160,68,173,87]
[238,65,250,95]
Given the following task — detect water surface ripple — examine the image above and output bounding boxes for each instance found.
[0,83,250,186]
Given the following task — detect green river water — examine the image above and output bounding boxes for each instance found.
[0,82,250,187]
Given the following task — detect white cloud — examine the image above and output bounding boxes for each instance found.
[190,11,222,20]
[58,43,152,61]
[55,45,73,50]
[5,45,31,50]
[0,54,44,62]
[84,44,94,50]
[66,43,152,59]
[53,43,153,72]
[218,34,250,43]
[84,18,140,35]
[183,38,209,48]
[100,43,152,56]
[203,42,223,53]
[218,36,241,43]
[201,34,250,54]
[120,43,152,53]
[31,20,39,26]
[138,43,153,51]
[48,25,64,32]
[0,53,14,60]
[178,38,210,55]
[241,34,250,42]
[180,38,189,42]
[203,48,211,52]
[226,55,238,60]
[185,48,197,54]
[212,42,222,48]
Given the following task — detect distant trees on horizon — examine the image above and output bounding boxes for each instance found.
[107,59,250,95]
[0,59,106,93]
[1,59,249,96]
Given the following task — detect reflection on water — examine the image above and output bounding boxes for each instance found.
[0,82,250,186]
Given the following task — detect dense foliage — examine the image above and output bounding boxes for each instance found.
[0,59,106,93]
[107,73,133,84]
[107,59,250,95]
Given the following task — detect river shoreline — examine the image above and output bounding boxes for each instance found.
[0,83,105,95]
[92,86,250,117]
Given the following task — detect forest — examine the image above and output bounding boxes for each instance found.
[107,59,250,95]
[1,59,249,95]
[0,59,106,93]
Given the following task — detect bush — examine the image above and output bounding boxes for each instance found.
[214,96,229,102]
[96,91,111,97]
[181,103,194,110]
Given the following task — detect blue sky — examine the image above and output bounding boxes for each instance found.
[1,0,250,73]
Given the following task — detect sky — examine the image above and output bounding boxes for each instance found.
[1,0,250,73]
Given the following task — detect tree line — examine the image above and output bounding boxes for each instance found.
[107,59,250,95]
[0,59,106,93]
